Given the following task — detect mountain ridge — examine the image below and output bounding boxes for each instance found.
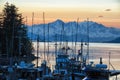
[27,19,120,42]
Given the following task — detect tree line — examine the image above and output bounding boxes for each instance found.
[0,3,33,59]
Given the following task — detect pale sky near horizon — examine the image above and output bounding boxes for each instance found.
[0,0,120,27]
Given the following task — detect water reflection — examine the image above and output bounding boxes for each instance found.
[32,42,120,70]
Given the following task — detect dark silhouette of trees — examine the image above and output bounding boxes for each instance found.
[0,3,33,58]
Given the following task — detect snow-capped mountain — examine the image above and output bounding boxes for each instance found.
[27,19,120,42]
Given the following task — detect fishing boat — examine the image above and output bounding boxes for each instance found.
[52,42,86,80]
[83,58,109,80]
[52,46,71,80]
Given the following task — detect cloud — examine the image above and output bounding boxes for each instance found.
[105,9,111,11]
[98,15,103,17]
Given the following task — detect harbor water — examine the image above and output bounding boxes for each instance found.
[32,42,120,79]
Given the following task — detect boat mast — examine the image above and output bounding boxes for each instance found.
[43,12,46,61]
[29,12,34,59]
[71,22,74,50]
[60,23,63,48]
[47,23,50,64]
[36,34,39,68]
[75,18,79,56]
[109,52,118,79]
[62,22,64,46]
[87,18,89,63]
[54,21,58,60]
[31,12,34,40]
[71,22,74,59]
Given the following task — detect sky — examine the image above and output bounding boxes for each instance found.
[0,0,120,27]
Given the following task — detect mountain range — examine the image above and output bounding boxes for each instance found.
[27,19,120,42]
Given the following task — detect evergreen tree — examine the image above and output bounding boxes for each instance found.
[2,3,33,58]
[0,14,3,55]
[0,13,6,56]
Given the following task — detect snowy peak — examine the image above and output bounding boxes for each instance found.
[51,19,64,24]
